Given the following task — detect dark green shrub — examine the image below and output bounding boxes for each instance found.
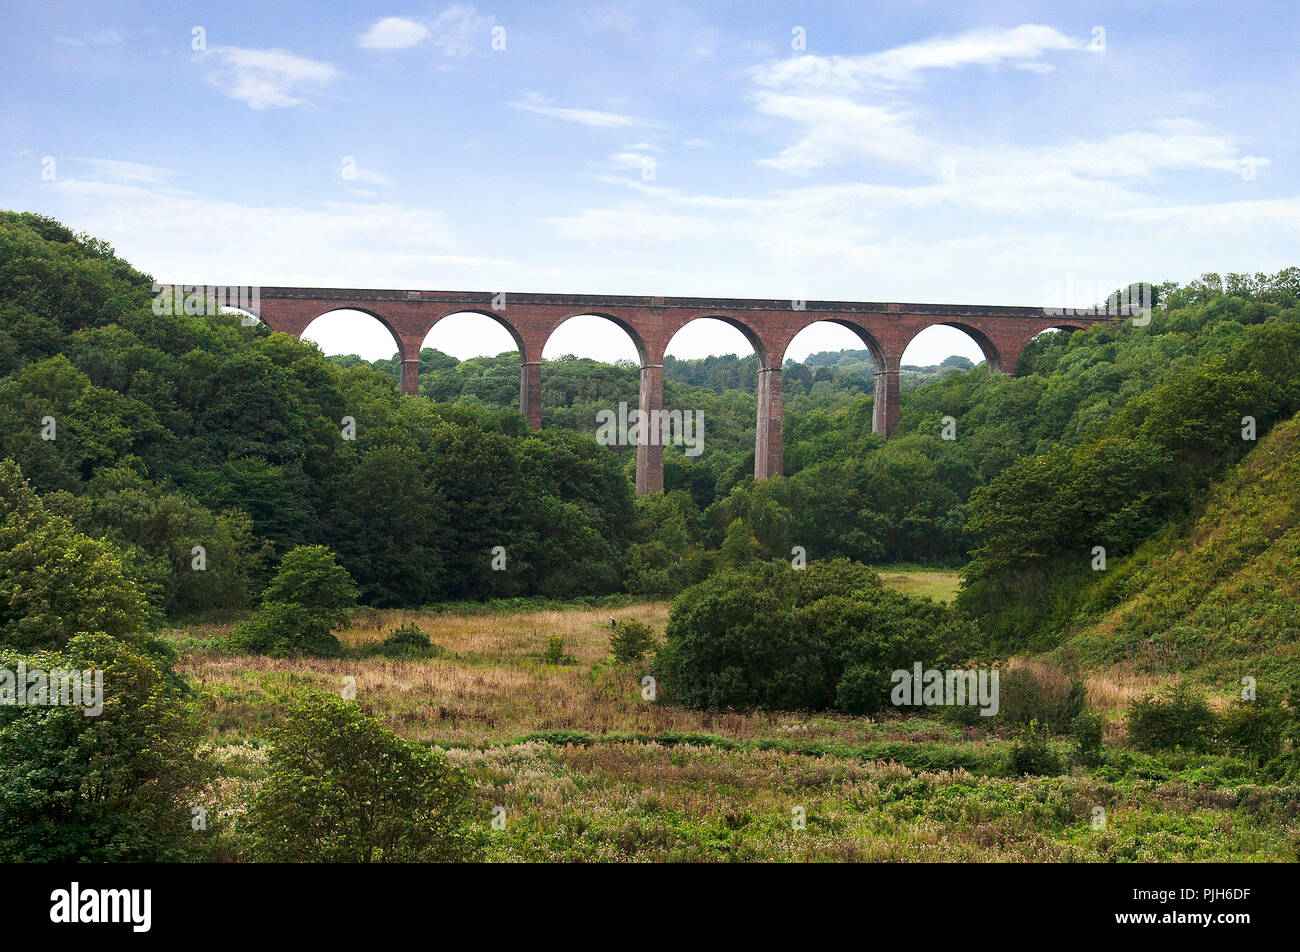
[834,663,897,716]
[228,546,359,657]
[377,622,441,657]
[1126,681,1218,752]
[1219,688,1289,764]
[996,661,1086,732]
[1070,708,1105,765]
[242,694,479,862]
[260,545,357,629]
[227,602,339,657]
[656,559,981,713]
[1009,720,1064,776]
[0,461,151,650]
[610,619,656,663]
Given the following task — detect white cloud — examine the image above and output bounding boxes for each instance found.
[358,17,430,50]
[751,24,1091,93]
[428,4,495,56]
[202,46,340,110]
[49,179,457,284]
[755,95,930,174]
[343,162,392,187]
[751,24,1097,175]
[511,93,662,129]
[357,6,494,55]
[608,152,653,170]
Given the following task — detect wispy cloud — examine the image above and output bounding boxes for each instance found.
[50,180,461,285]
[202,46,340,110]
[67,157,176,185]
[357,5,495,56]
[751,24,1092,93]
[511,92,663,129]
[751,24,1097,175]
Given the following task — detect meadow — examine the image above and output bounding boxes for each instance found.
[172,578,1300,863]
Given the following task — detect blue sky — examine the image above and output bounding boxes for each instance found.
[3,1,1297,364]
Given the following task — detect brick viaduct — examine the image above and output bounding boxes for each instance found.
[181,286,1105,494]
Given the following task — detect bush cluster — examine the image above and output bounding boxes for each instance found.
[655,559,981,714]
[1127,681,1293,764]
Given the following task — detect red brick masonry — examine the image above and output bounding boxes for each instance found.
[167,286,1108,494]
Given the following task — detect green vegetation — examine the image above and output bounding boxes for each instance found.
[227,545,358,657]
[242,694,479,862]
[609,618,656,663]
[0,633,211,861]
[655,559,980,713]
[1,210,1298,862]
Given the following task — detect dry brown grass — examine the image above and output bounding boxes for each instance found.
[174,603,945,747]
[1083,669,1172,714]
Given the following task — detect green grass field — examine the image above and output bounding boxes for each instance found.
[873,566,962,602]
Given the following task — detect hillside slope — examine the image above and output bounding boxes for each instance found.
[1064,411,1300,691]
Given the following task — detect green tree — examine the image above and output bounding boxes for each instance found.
[0,633,212,861]
[610,618,656,663]
[242,694,479,862]
[0,461,149,649]
[656,559,980,713]
[260,544,358,629]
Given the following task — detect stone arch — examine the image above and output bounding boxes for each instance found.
[542,311,650,366]
[422,308,527,359]
[781,317,887,368]
[1011,321,1092,373]
[669,314,771,369]
[413,309,528,409]
[924,321,1004,372]
[300,307,404,362]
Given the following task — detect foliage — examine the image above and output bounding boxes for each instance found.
[227,545,357,657]
[226,601,339,658]
[0,633,212,861]
[0,460,150,649]
[1219,689,1290,764]
[0,212,639,610]
[541,635,573,665]
[610,618,656,663]
[995,661,1087,732]
[656,559,981,713]
[1070,709,1106,765]
[1126,682,1219,752]
[241,694,479,862]
[1008,720,1065,776]
[259,544,358,630]
[378,622,438,656]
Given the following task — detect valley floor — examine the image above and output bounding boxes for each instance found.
[172,588,1300,862]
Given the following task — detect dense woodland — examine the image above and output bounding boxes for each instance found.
[3,209,1300,861]
[1,211,1298,628]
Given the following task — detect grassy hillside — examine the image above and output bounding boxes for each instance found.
[1063,411,1300,697]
